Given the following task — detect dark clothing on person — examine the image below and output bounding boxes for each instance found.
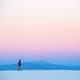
[18,59,21,67]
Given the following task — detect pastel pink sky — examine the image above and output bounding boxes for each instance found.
[0,0,80,58]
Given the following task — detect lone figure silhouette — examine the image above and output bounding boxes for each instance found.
[17,59,22,71]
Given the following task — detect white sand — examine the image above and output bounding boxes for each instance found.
[0,70,80,80]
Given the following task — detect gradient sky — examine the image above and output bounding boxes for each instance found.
[0,0,80,66]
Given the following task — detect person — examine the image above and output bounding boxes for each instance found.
[17,59,22,70]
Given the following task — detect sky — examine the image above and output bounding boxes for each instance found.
[0,0,80,66]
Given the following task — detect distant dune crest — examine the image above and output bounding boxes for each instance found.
[0,61,80,71]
